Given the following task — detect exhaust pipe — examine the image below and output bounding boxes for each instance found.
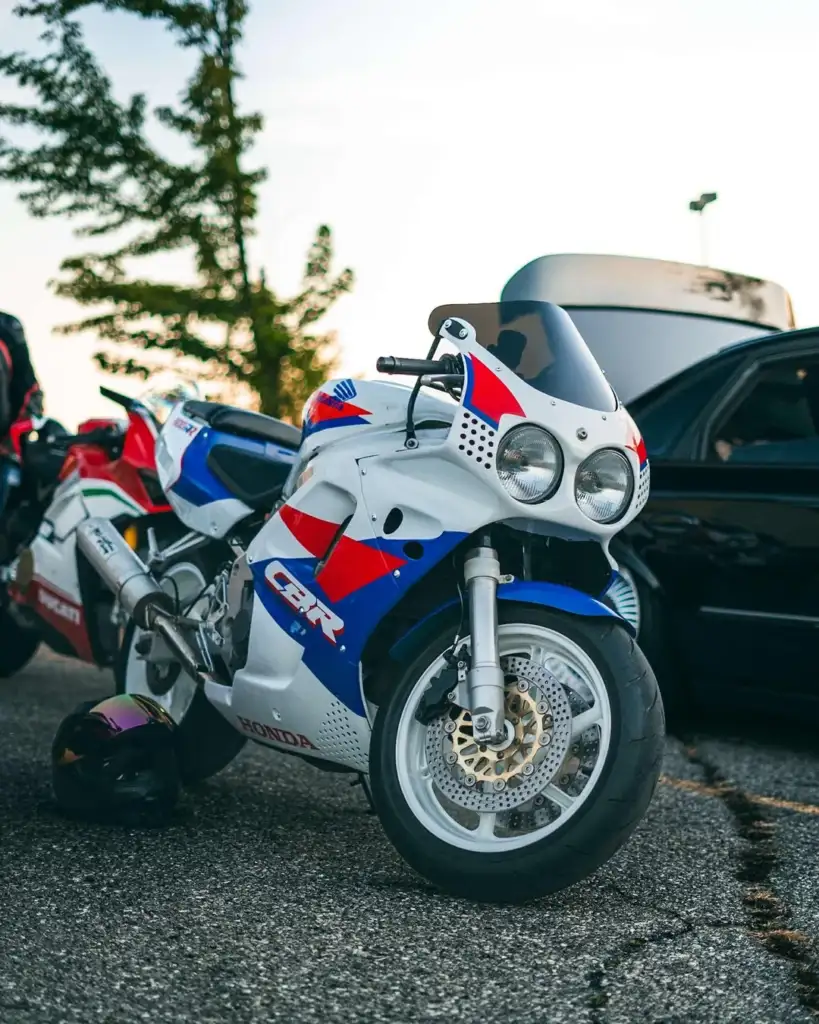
[76,517,210,685]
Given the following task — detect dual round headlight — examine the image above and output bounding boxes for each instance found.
[574,448,633,523]
[496,426,633,522]
[496,425,563,504]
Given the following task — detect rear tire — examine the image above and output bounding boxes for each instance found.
[0,609,40,678]
[114,550,245,785]
[371,604,664,903]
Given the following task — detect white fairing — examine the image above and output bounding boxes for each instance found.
[300,379,456,456]
[17,465,154,633]
[165,488,253,541]
[155,406,255,538]
[197,316,649,771]
[205,592,372,774]
[154,404,200,491]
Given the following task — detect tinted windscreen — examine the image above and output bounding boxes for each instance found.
[429,300,617,412]
[563,308,772,404]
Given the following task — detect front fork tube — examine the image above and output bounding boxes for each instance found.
[464,544,505,744]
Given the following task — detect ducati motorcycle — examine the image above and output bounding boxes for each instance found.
[0,381,206,678]
[77,300,664,903]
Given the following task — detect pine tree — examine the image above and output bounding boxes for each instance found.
[0,0,353,420]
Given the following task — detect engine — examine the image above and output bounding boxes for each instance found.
[75,517,253,687]
[210,553,255,676]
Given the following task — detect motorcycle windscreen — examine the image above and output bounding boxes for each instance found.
[429,300,617,413]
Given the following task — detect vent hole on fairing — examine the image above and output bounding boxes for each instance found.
[384,508,404,535]
[403,541,424,560]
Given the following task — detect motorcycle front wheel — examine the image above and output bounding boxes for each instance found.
[370,603,664,904]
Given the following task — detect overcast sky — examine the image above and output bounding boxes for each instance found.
[1,0,817,427]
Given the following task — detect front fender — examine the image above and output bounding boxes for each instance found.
[389,578,633,664]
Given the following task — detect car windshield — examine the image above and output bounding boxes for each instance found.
[428,300,617,412]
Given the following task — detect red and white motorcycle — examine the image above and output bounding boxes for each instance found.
[0,380,196,678]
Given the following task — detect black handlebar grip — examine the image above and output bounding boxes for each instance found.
[376,356,455,376]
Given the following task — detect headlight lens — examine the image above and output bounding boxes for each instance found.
[496,425,563,504]
[575,449,633,523]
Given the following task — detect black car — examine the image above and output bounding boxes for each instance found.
[606,327,819,720]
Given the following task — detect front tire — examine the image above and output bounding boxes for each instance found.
[604,569,685,724]
[114,552,245,785]
[370,604,664,903]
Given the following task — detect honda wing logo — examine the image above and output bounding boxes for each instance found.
[333,379,357,401]
[265,561,344,644]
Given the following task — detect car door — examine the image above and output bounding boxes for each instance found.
[629,335,819,710]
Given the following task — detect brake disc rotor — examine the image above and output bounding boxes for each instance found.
[424,655,573,813]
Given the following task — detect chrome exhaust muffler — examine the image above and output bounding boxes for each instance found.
[76,517,210,685]
[76,518,171,628]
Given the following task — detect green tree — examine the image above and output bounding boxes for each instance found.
[0,0,353,421]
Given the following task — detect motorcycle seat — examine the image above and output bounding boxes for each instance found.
[182,400,301,451]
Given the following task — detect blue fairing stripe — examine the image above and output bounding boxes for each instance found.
[389,578,632,662]
[252,530,468,715]
[171,426,297,508]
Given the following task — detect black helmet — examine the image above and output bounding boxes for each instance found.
[52,693,180,825]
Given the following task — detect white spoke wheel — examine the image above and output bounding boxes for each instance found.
[370,603,664,904]
[114,550,246,785]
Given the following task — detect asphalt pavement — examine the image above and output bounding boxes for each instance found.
[2,651,819,1024]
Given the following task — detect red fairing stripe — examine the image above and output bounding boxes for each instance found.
[465,355,525,429]
[278,503,405,602]
[303,391,371,426]
[625,429,648,467]
[317,537,404,603]
[279,503,342,557]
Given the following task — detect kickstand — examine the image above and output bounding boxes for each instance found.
[351,773,376,814]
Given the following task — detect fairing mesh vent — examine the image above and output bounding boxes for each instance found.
[634,463,650,513]
[316,700,369,773]
[454,409,496,470]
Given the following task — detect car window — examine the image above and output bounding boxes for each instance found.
[708,356,819,465]
[633,359,739,458]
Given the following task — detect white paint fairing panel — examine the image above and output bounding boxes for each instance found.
[208,593,371,772]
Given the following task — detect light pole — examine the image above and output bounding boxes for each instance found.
[689,191,718,266]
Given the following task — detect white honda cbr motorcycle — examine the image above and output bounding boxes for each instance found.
[77,300,664,903]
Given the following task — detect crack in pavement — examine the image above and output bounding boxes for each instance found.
[583,880,746,1022]
[683,741,819,1019]
[585,919,692,1023]
[605,878,746,931]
